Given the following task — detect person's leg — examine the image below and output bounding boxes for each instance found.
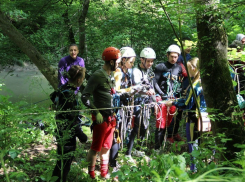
[154,128,161,150]
[186,122,193,153]
[52,146,75,182]
[155,128,166,149]
[136,126,147,151]
[187,112,198,172]
[100,147,110,177]
[126,105,141,156]
[126,125,138,155]
[109,141,119,167]
[52,157,74,182]
[173,110,182,135]
[88,121,108,179]
[109,122,121,167]
[167,109,183,141]
[87,149,97,179]
[100,123,115,177]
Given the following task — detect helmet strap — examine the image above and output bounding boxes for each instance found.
[111,60,116,71]
[143,58,147,69]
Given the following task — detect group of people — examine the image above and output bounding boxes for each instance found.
[51,41,206,181]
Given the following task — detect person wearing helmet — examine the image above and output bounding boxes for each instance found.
[229,34,245,52]
[154,44,186,148]
[58,44,85,90]
[81,47,121,179]
[109,46,136,172]
[125,47,156,159]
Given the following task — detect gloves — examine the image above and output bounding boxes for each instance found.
[95,112,103,124]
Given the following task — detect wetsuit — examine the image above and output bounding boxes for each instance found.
[154,61,184,147]
[52,83,87,182]
[154,61,183,99]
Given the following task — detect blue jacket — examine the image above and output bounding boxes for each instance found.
[177,53,192,64]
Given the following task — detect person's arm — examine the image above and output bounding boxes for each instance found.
[171,87,196,110]
[179,63,187,78]
[78,57,85,68]
[114,69,131,93]
[154,64,165,97]
[73,121,88,143]
[58,59,67,87]
[81,73,100,115]
[130,68,148,95]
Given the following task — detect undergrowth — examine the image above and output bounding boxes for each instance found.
[1,83,245,182]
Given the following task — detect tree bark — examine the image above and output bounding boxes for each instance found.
[0,10,58,89]
[78,0,90,57]
[196,0,245,160]
[63,8,76,44]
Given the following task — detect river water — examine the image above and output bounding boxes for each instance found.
[0,63,54,108]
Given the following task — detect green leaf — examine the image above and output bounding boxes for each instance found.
[191,150,200,157]
[9,149,20,159]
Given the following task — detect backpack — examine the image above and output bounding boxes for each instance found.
[50,89,75,110]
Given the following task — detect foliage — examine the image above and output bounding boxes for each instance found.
[1,0,245,181]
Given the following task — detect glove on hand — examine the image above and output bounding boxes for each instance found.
[96,112,103,124]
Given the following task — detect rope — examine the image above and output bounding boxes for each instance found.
[12,102,162,116]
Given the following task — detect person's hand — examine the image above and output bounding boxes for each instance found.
[146,89,155,96]
[95,112,103,124]
[154,103,158,116]
[165,100,173,107]
[161,93,168,100]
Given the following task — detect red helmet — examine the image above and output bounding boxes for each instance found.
[102,47,121,61]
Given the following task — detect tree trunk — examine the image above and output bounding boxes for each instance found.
[78,0,90,57]
[63,8,76,44]
[0,10,58,89]
[196,0,245,160]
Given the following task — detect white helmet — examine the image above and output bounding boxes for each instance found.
[140,47,156,59]
[166,44,181,55]
[120,47,136,58]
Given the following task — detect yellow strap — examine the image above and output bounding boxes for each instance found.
[190,123,195,141]
[185,89,193,105]
[115,129,121,144]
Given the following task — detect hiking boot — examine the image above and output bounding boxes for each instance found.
[100,171,110,179]
[132,150,145,157]
[174,134,185,141]
[110,162,121,173]
[167,137,174,143]
[88,171,95,179]
[125,155,136,166]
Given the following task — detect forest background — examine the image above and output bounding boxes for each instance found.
[1,0,245,181]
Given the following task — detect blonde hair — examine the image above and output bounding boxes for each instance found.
[187,57,200,81]
[184,57,200,93]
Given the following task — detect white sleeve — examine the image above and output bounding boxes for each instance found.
[132,68,142,85]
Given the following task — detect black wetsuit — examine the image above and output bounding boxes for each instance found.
[154,61,183,144]
[52,84,87,182]
[154,61,183,98]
